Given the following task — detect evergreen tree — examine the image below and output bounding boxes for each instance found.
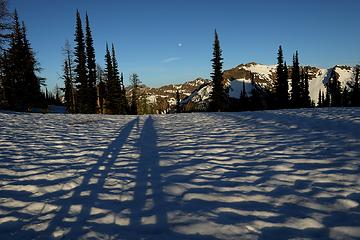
[0,0,10,106]
[104,44,117,114]
[327,68,342,107]
[290,51,301,108]
[3,10,43,110]
[120,72,128,114]
[299,67,311,107]
[130,73,141,115]
[299,69,305,106]
[275,46,288,108]
[240,80,247,99]
[176,89,181,113]
[325,84,330,107]
[342,86,350,106]
[21,22,43,109]
[318,90,322,107]
[304,68,310,107]
[0,0,11,50]
[284,62,288,94]
[53,84,62,105]
[96,64,106,114]
[348,65,360,106]
[74,10,88,113]
[62,40,76,113]
[250,73,262,110]
[239,80,249,111]
[2,50,14,108]
[3,10,23,109]
[111,44,123,114]
[209,30,227,112]
[85,13,97,113]
[63,60,75,112]
[103,44,125,114]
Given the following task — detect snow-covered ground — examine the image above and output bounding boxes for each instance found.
[0,108,359,240]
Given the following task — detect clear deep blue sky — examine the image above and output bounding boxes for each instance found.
[8,0,360,90]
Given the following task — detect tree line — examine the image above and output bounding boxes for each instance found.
[62,10,136,114]
[0,0,359,114]
[0,2,45,111]
[207,32,360,113]
[0,3,142,114]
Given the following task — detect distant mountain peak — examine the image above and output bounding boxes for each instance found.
[125,77,210,113]
[181,63,356,110]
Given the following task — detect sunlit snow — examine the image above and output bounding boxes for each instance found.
[0,108,359,239]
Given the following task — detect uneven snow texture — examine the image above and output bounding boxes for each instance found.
[0,108,360,240]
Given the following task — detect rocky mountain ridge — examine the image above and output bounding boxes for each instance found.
[181,63,355,110]
[127,62,355,113]
[126,77,210,113]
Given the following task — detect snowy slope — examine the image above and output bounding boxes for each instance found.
[243,63,277,81]
[308,68,330,102]
[0,109,360,239]
[182,83,212,104]
[229,79,253,98]
[309,66,353,102]
[126,78,210,108]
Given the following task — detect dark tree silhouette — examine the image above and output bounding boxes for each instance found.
[21,22,43,109]
[104,44,117,114]
[291,51,301,108]
[209,30,228,112]
[250,73,263,110]
[2,10,43,111]
[324,84,330,107]
[130,73,141,115]
[317,90,322,107]
[96,64,105,114]
[303,68,310,107]
[74,10,88,113]
[0,0,10,105]
[85,13,97,113]
[120,72,128,114]
[62,40,76,113]
[63,60,74,112]
[0,0,11,50]
[342,86,350,106]
[176,89,181,113]
[111,44,124,114]
[275,46,288,108]
[348,65,360,106]
[327,68,342,107]
[299,68,311,107]
[239,80,249,111]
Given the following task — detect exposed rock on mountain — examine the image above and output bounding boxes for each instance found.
[181,63,355,110]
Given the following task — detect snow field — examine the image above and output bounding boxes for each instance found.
[0,108,359,239]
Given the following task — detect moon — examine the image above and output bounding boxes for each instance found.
[178,43,182,47]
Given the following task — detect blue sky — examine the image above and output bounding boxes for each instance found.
[8,0,360,90]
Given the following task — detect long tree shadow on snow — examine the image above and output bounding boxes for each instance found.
[41,117,139,239]
[152,112,360,239]
[127,116,219,240]
[129,116,168,234]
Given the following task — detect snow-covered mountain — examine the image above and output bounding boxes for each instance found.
[126,77,210,113]
[124,63,354,112]
[182,62,355,109]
